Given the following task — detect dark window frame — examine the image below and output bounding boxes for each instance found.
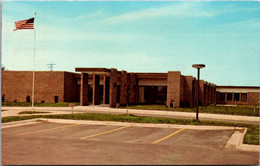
[234,93,240,101]
[227,93,233,101]
[241,93,247,102]
[219,93,225,101]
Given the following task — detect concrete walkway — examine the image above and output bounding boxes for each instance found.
[1,106,259,124]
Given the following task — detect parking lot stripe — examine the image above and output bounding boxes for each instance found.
[152,128,186,144]
[17,124,80,136]
[80,126,130,140]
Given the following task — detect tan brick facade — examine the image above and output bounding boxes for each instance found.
[216,86,259,106]
[183,76,193,107]
[120,71,127,106]
[2,69,258,107]
[166,71,181,108]
[2,71,78,103]
[248,92,259,105]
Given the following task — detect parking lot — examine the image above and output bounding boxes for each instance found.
[2,121,259,165]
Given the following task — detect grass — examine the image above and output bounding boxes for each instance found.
[120,105,259,117]
[244,125,259,145]
[18,111,50,114]
[1,113,259,145]
[2,102,80,107]
[3,102,259,117]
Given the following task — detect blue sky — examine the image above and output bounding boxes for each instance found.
[2,1,260,86]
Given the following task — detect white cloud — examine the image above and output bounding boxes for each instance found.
[73,9,106,21]
[97,3,215,24]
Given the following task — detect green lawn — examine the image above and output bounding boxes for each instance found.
[3,102,259,117]
[2,113,259,145]
[244,125,259,145]
[120,105,259,117]
[2,102,80,107]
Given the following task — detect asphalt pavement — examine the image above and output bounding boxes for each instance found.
[2,121,259,165]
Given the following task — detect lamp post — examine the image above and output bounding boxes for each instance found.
[192,64,205,121]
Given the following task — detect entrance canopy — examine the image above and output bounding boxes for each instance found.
[75,68,111,75]
[75,68,124,107]
[75,68,124,77]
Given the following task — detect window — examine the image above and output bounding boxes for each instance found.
[227,93,233,101]
[219,93,225,101]
[234,93,240,101]
[241,93,247,102]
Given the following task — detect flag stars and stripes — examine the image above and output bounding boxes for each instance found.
[13,18,34,31]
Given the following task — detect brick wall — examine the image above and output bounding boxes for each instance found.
[64,72,79,102]
[109,68,117,107]
[199,80,205,106]
[120,71,127,106]
[248,92,259,105]
[129,73,137,104]
[192,77,197,107]
[2,71,65,103]
[180,75,185,107]
[183,76,193,107]
[167,71,181,108]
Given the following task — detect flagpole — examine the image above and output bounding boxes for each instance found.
[32,12,36,109]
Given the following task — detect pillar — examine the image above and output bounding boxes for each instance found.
[207,83,210,105]
[239,92,242,105]
[129,73,137,104]
[192,77,197,108]
[184,76,193,107]
[232,92,234,105]
[139,86,145,103]
[225,92,227,104]
[208,83,212,105]
[120,71,127,106]
[103,76,110,104]
[211,84,214,104]
[167,71,181,108]
[80,73,89,106]
[199,80,205,106]
[93,74,100,105]
[213,84,216,105]
[109,68,117,107]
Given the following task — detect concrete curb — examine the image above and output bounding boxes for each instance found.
[38,118,240,130]
[1,118,43,129]
[1,109,84,118]
[2,117,240,130]
[224,127,259,152]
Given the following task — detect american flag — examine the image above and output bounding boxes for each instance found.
[13,18,34,31]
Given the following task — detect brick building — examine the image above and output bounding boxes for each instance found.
[216,86,259,106]
[1,71,79,103]
[1,68,259,107]
[75,68,217,108]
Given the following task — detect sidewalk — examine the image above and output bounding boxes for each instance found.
[1,106,259,124]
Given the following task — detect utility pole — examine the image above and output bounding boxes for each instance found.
[47,62,56,71]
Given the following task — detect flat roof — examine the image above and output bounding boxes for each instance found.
[135,73,168,79]
[75,68,111,73]
[216,86,260,89]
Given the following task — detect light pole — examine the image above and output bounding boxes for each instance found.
[192,64,205,121]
